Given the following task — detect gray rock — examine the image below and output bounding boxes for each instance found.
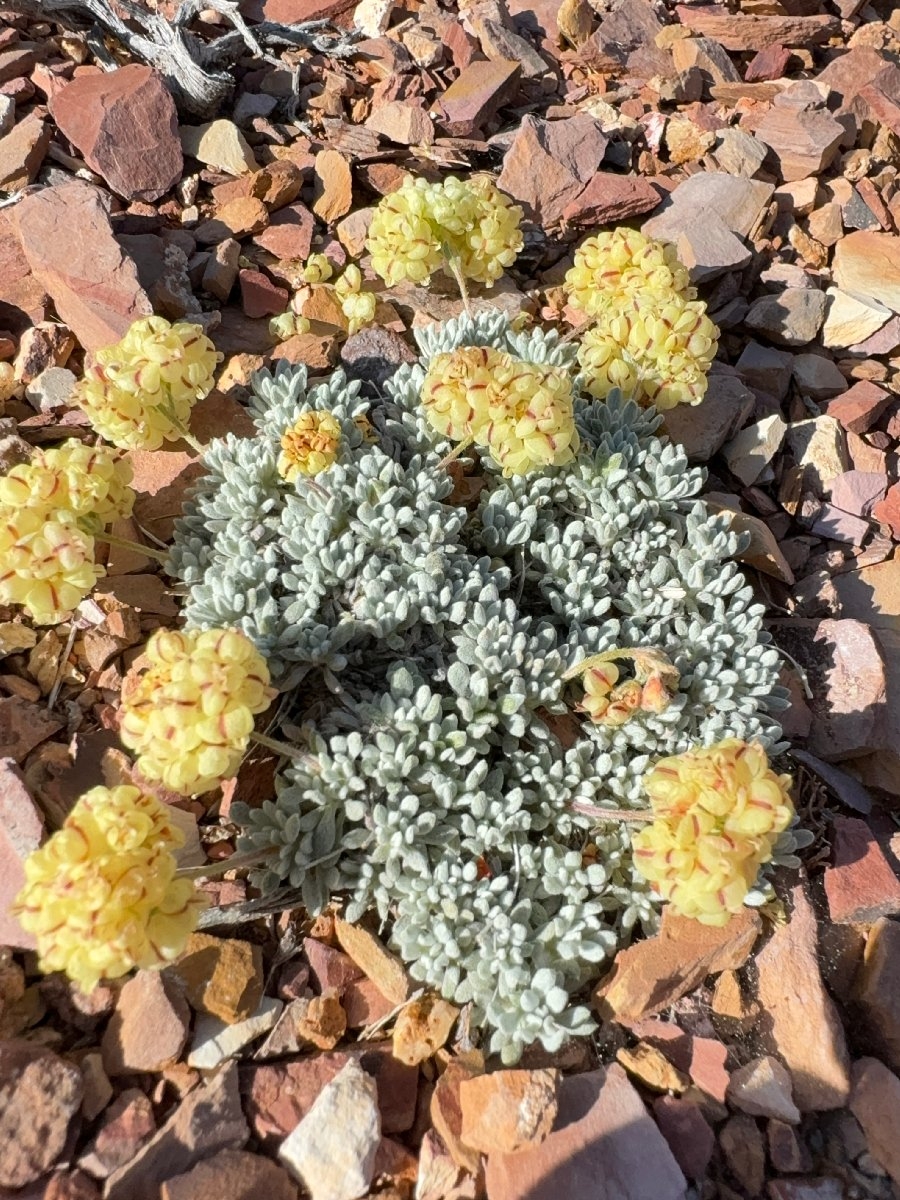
[744,288,826,346]
[279,1058,381,1200]
[340,325,417,391]
[714,128,768,178]
[661,373,755,462]
[188,995,283,1070]
[727,1056,801,1124]
[792,354,848,401]
[735,341,794,400]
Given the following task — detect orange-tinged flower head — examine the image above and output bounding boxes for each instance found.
[0,439,134,525]
[632,739,794,926]
[119,627,276,796]
[0,505,103,623]
[278,411,342,482]
[12,784,207,993]
[564,227,694,317]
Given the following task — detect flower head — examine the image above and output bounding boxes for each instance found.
[119,627,275,796]
[367,175,523,289]
[334,266,377,335]
[269,312,310,340]
[0,506,102,623]
[421,346,579,476]
[0,440,134,526]
[278,411,342,481]
[632,739,794,926]
[564,228,694,317]
[74,317,220,450]
[12,785,206,993]
[578,292,718,410]
[301,253,335,284]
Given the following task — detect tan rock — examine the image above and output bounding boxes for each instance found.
[671,36,740,85]
[459,1068,559,1155]
[755,107,844,182]
[169,933,264,1024]
[0,113,51,190]
[786,415,850,494]
[616,1043,690,1093]
[195,197,269,245]
[392,993,459,1065]
[664,116,716,165]
[431,1051,485,1174]
[722,412,788,487]
[366,100,434,146]
[726,1055,800,1123]
[312,149,353,224]
[705,494,795,583]
[849,1057,900,1187]
[102,970,191,1076]
[755,883,851,1111]
[334,917,412,1004]
[594,906,761,1022]
[834,230,900,313]
[822,287,891,348]
[854,916,900,1072]
[180,119,258,175]
[808,202,843,247]
[336,207,373,257]
[833,558,900,633]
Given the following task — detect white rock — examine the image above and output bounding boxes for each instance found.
[279,1059,381,1200]
[822,288,892,349]
[353,0,394,37]
[727,1055,802,1124]
[723,413,788,487]
[179,119,258,176]
[187,995,283,1069]
[786,415,850,495]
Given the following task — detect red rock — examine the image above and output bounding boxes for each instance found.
[0,113,51,189]
[253,202,315,261]
[688,1036,729,1103]
[259,159,306,209]
[719,1114,765,1195]
[459,1068,559,1154]
[0,211,48,333]
[0,758,43,950]
[11,182,152,351]
[745,43,791,82]
[754,107,844,182]
[816,46,890,111]
[755,884,851,1111]
[854,916,900,1073]
[594,906,761,1022]
[243,1042,418,1143]
[160,1148,297,1200]
[826,381,893,434]
[484,1065,686,1200]
[201,239,241,303]
[104,1063,248,1200]
[342,977,396,1028]
[239,269,288,318]
[101,970,190,1076]
[0,698,64,763]
[497,114,608,227]
[561,172,661,227]
[0,1040,83,1188]
[651,1096,714,1180]
[44,1170,101,1200]
[242,0,354,20]
[873,482,900,538]
[49,66,181,202]
[824,817,900,925]
[849,1057,900,1186]
[436,58,521,137]
[767,1120,812,1174]
[860,64,900,138]
[673,8,838,50]
[79,1088,156,1179]
[0,48,34,84]
[303,937,363,994]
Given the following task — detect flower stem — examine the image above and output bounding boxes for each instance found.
[95,530,170,565]
[447,256,472,317]
[250,730,320,769]
[159,402,207,455]
[437,436,474,469]
[571,800,653,823]
[176,846,276,880]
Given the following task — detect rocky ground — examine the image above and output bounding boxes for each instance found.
[0,0,899,1197]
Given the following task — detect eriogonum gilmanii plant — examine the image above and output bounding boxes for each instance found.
[0,440,135,527]
[0,507,103,624]
[334,265,377,335]
[74,317,220,451]
[12,785,206,993]
[421,345,579,476]
[278,410,342,481]
[631,739,794,926]
[570,647,680,726]
[367,175,524,289]
[564,227,694,317]
[300,253,334,284]
[119,627,276,795]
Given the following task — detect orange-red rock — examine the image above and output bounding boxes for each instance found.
[458,1068,559,1154]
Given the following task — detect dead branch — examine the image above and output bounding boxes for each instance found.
[2,0,359,119]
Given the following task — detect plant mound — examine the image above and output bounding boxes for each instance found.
[169,312,787,1062]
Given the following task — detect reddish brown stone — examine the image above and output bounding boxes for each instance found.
[101,971,190,1076]
[0,113,50,190]
[49,65,182,202]
[0,48,34,84]
[849,1057,900,1187]
[497,114,608,227]
[0,1041,83,1188]
[0,212,47,333]
[652,1096,715,1180]
[252,202,315,261]
[239,269,288,318]
[744,43,791,82]
[160,1149,297,1200]
[826,380,893,434]
[824,817,900,924]
[303,937,363,994]
[561,172,661,227]
[0,759,43,950]
[11,181,152,351]
[79,1089,156,1178]
[854,916,900,1073]
[674,8,838,50]
[873,482,900,538]
[436,58,521,137]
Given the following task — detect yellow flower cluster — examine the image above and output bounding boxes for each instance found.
[119,627,275,795]
[269,311,310,340]
[564,228,693,317]
[574,647,679,726]
[74,317,220,450]
[278,411,342,481]
[301,253,334,284]
[564,228,719,411]
[631,739,794,926]
[421,346,580,476]
[0,440,134,623]
[367,175,524,288]
[12,785,206,993]
[334,265,377,335]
